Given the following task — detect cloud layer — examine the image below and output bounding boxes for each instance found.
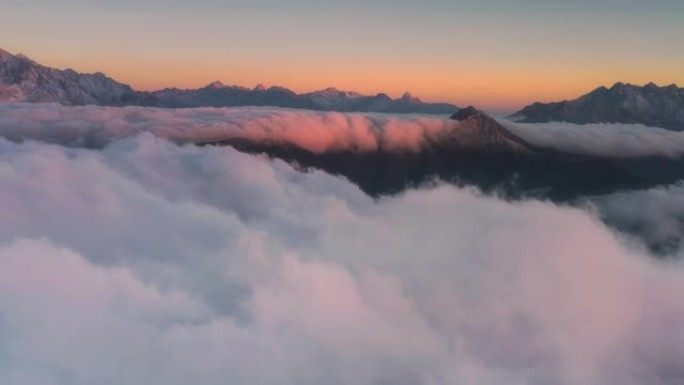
[0,103,452,153]
[1,103,683,158]
[1,135,684,385]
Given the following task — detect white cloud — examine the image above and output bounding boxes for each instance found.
[0,135,683,384]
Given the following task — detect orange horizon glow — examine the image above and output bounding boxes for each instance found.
[26,50,683,113]
[3,1,683,113]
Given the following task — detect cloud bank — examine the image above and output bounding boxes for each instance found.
[1,135,684,385]
[502,119,684,158]
[588,183,684,252]
[1,103,683,158]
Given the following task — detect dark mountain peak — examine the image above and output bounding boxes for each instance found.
[587,85,609,95]
[253,84,267,91]
[449,106,487,121]
[608,82,638,94]
[610,81,626,89]
[447,107,537,153]
[207,81,225,89]
[267,86,295,94]
[401,91,418,101]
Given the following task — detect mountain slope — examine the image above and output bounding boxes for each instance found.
[512,82,684,131]
[447,106,538,152]
[0,48,458,113]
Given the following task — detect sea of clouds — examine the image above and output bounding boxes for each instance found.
[1,103,684,384]
[1,103,684,158]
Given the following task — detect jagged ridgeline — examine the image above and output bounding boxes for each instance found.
[512,82,684,131]
[0,49,457,113]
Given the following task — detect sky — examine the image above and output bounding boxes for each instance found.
[1,0,683,111]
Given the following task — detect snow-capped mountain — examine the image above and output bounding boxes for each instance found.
[0,49,147,106]
[512,82,684,131]
[0,48,459,113]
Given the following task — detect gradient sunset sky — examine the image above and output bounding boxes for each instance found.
[2,0,683,111]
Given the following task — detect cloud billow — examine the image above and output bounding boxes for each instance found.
[0,135,683,384]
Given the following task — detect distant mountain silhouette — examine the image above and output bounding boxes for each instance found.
[512,82,684,131]
[0,48,458,113]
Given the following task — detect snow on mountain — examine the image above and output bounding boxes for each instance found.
[0,49,145,106]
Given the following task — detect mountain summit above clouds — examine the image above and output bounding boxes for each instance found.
[512,82,684,131]
[448,106,537,153]
[0,49,458,113]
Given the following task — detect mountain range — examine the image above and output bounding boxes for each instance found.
[512,82,684,131]
[4,48,684,130]
[0,49,457,114]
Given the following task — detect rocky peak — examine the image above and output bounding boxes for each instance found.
[401,92,420,102]
[449,106,488,121]
[448,107,536,152]
[512,82,684,131]
[207,81,225,89]
[609,82,640,95]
